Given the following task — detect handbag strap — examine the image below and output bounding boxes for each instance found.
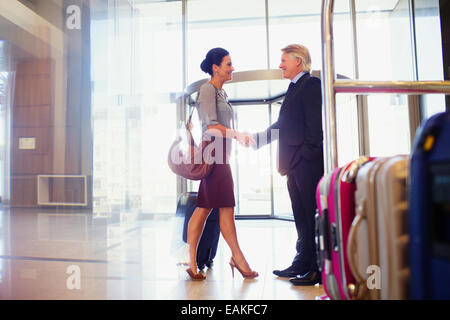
[186,86,219,127]
[220,89,235,130]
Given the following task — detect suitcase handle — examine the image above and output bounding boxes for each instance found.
[315,211,324,272]
[347,209,368,299]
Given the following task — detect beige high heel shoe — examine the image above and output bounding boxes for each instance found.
[229,257,259,279]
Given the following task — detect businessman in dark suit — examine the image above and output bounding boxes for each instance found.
[254,44,323,285]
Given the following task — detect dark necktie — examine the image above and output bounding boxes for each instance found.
[287,82,295,93]
[280,82,295,113]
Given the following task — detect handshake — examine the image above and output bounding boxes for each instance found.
[235,131,257,148]
[208,126,259,149]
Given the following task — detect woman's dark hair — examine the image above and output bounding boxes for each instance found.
[200,47,229,76]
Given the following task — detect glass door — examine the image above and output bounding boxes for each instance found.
[232,105,272,217]
[270,102,292,219]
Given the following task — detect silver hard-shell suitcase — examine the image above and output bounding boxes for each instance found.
[347,155,409,300]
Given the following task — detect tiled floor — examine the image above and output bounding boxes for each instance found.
[0,208,324,300]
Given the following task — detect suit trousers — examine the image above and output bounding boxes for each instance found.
[286,157,323,275]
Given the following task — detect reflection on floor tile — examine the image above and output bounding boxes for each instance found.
[0,208,324,300]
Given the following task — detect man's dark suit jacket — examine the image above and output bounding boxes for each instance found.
[256,72,323,175]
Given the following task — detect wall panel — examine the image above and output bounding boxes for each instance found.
[11,58,53,206]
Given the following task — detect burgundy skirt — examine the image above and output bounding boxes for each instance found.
[196,137,235,208]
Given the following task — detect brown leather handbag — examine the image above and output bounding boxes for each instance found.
[167,91,217,180]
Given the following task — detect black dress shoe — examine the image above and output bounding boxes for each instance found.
[272,266,302,278]
[289,271,321,286]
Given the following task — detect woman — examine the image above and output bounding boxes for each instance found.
[186,47,258,280]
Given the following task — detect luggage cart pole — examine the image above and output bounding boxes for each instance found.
[321,0,450,175]
[321,0,338,175]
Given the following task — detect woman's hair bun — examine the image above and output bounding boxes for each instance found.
[200,47,229,76]
[200,58,210,75]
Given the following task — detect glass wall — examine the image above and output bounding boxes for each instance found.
[186,0,267,84]
[0,0,445,217]
[268,0,355,76]
[91,1,182,215]
[0,40,11,202]
[353,0,443,156]
[89,0,445,217]
[355,0,414,156]
[266,0,360,216]
[414,0,446,119]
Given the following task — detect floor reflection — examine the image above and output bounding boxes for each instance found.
[0,207,324,300]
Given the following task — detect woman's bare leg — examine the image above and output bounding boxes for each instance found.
[219,207,253,272]
[187,207,212,273]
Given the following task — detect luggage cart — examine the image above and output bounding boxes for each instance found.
[320,0,450,300]
[320,0,450,174]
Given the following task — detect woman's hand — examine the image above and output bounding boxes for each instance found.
[207,125,256,148]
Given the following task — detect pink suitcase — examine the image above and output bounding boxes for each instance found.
[315,156,372,300]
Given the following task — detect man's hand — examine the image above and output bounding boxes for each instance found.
[236,132,257,148]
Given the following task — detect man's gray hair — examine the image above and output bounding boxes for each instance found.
[281,44,311,72]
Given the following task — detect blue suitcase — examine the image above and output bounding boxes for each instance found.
[409,111,450,299]
[178,192,220,270]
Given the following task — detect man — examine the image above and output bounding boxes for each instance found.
[254,44,324,286]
